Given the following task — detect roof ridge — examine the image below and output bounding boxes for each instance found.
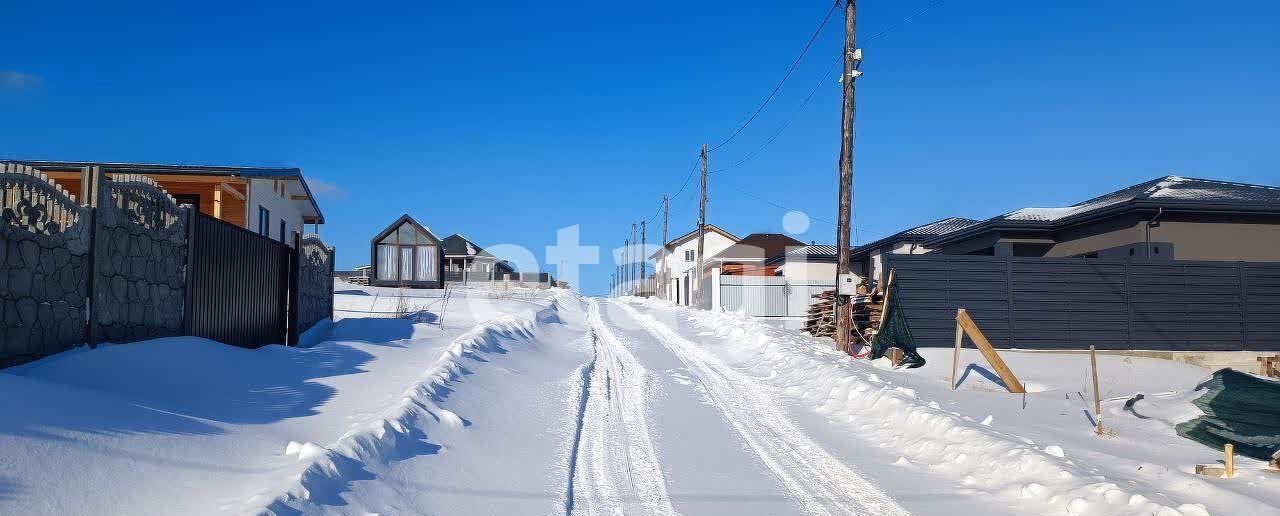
[1159,175,1280,191]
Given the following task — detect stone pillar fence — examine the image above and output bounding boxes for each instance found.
[0,163,335,368]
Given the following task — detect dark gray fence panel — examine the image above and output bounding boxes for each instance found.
[187,213,290,348]
[0,164,92,367]
[1243,263,1280,350]
[888,254,1280,351]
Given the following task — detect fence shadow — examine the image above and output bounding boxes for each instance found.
[0,371,225,441]
[10,336,383,427]
[326,316,422,346]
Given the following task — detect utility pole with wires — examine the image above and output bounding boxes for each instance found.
[695,143,709,306]
[835,0,862,354]
[640,220,647,296]
[661,194,669,299]
[623,238,630,295]
[630,223,638,295]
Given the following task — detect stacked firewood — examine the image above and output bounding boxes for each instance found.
[804,286,884,342]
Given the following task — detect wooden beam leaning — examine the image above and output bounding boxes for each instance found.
[220,182,247,201]
[952,308,1026,393]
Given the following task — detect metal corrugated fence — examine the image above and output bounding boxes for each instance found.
[886,254,1280,350]
[720,276,834,318]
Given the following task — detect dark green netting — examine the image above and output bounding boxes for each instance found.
[1174,368,1280,461]
[869,283,926,368]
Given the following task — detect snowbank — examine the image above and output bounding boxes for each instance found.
[242,302,566,514]
[641,299,1275,516]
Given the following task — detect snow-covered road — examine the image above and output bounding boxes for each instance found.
[589,299,909,516]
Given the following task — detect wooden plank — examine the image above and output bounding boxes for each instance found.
[877,268,896,332]
[955,308,1026,393]
[952,319,964,390]
[212,187,223,219]
[1090,345,1102,434]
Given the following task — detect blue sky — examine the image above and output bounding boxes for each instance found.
[2,1,1276,295]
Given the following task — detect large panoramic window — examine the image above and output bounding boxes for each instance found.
[379,221,437,282]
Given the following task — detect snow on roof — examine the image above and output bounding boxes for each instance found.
[997,176,1280,222]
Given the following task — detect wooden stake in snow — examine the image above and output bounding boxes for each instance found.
[1090,345,1102,435]
[952,309,1026,393]
[1225,443,1236,478]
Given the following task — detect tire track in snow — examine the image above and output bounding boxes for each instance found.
[611,300,912,516]
[568,299,677,516]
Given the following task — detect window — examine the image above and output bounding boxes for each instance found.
[279,219,286,243]
[415,245,437,281]
[684,249,695,261]
[400,247,414,281]
[377,245,397,280]
[258,206,270,235]
[379,221,439,283]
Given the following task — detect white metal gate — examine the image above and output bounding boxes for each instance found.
[720,276,833,318]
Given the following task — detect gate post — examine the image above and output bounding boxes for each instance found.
[181,207,197,335]
[328,246,336,322]
[287,231,302,346]
[710,266,722,310]
[84,166,107,347]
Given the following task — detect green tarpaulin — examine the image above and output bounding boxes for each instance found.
[1175,369,1280,462]
[869,283,926,368]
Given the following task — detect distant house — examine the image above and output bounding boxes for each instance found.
[442,234,510,284]
[336,264,372,285]
[369,214,444,288]
[650,224,739,305]
[706,233,804,276]
[11,160,326,245]
[923,176,1280,261]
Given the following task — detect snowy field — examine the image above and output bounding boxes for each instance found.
[0,283,1276,515]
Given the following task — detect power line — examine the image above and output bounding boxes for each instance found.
[709,0,842,152]
[638,0,946,244]
[713,0,948,175]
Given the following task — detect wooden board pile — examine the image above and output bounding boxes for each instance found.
[804,288,884,342]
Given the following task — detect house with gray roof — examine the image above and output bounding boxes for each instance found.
[850,217,981,286]
[924,176,1280,262]
[442,233,516,284]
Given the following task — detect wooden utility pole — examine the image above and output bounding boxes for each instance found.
[696,143,709,305]
[630,223,638,294]
[623,238,630,293]
[662,194,669,299]
[835,0,861,354]
[640,220,647,295]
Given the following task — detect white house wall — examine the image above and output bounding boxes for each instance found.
[780,261,836,282]
[247,178,306,245]
[655,231,736,302]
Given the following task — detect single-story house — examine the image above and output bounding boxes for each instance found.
[706,233,804,276]
[918,176,1280,261]
[10,160,326,246]
[882,175,1280,358]
[369,214,444,288]
[442,233,516,283]
[850,217,980,286]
